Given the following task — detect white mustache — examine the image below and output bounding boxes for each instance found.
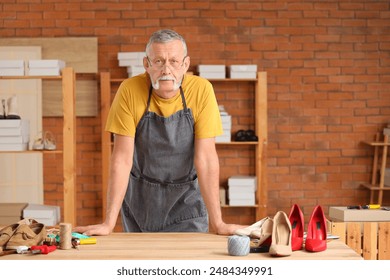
[158,76,175,81]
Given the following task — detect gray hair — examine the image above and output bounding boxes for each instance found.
[145,29,188,57]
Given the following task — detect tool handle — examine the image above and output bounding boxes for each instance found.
[31,245,57,254]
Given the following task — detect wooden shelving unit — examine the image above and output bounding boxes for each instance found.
[0,67,77,225]
[99,71,268,221]
[361,133,390,205]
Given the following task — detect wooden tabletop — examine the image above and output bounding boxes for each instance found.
[0,232,362,260]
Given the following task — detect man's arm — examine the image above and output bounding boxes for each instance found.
[74,134,134,235]
[194,137,244,235]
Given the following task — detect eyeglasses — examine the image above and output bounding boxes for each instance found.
[146,56,187,70]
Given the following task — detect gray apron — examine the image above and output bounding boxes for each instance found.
[121,85,209,232]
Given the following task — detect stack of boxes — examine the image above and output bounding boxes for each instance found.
[197,65,226,79]
[0,119,30,151]
[27,59,66,76]
[117,52,145,77]
[229,64,257,79]
[0,60,25,76]
[228,175,257,206]
[216,105,231,143]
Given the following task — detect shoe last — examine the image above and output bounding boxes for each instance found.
[288,204,304,251]
[305,205,327,252]
[269,211,292,257]
[5,223,46,250]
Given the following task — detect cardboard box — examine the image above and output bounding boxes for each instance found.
[23,204,60,226]
[329,206,390,222]
[0,203,28,225]
[0,120,29,151]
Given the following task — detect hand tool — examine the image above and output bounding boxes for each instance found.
[347,204,381,209]
[31,245,57,255]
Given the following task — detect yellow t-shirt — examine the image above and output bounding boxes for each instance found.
[105,73,223,139]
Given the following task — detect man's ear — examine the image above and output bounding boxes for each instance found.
[183,56,190,72]
[143,57,150,70]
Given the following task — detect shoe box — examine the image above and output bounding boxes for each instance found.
[0,203,28,225]
[329,206,390,222]
[22,204,60,226]
[0,119,30,151]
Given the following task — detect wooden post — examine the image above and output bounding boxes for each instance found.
[255,72,268,220]
[100,72,112,220]
[62,67,76,226]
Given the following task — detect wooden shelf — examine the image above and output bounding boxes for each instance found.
[0,150,63,154]
[0,67,77,226]
[361,134,389,205]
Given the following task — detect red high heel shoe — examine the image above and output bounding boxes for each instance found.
[305,205,327,252]
[288,204,304,251]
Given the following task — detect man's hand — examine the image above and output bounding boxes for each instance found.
[213,222,247,236]
[73,223,113,236]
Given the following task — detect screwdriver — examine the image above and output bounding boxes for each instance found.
[31,245,57,255]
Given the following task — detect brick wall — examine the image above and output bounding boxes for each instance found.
[1,0,389,229]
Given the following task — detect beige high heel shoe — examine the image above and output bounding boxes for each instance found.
[269,211,292,257]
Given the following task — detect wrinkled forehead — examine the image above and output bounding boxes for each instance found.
[147,40,186,59]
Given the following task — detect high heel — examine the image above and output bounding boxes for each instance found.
[288,204,304,251]
[269,211,292,257]
[305,205,327,252]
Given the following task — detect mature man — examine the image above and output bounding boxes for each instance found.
[75,29,242,235]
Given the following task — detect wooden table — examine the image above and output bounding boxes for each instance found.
[0,233,362,260]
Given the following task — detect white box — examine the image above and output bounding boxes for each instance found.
[0,68,25,76]
[329,206,390,222]
[198,65,226,72]
[215,134,231,143]
[27,68,62,76]
[117,52,145,60]
[199,72,226,79]
[229,71,257,79]
[0,119,23,128]
[0,119,29,137]
[28,59,65,69]
[23,204,60,226]
[0,135,29,144]
[119,58,143,67]
[228,175,257,187]
[0,143,28,151]
[229,197,256,206]
[228,185,256,193]
[228,190,255,200]
[0,60,25,68]
[221,115,232,127]
[229,64,257,72]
